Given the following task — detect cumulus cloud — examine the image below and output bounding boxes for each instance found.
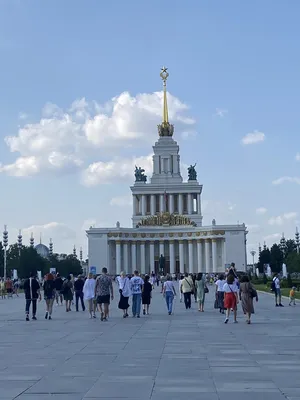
[81,154,153,187]
[272,176,300,185]
[268,212,298,226]
[1,91,194,178]
[241,130,265,145]
[256,207,267,215]
[295,153,300,162]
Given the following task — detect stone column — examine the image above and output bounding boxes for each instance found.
[222,238,226,270]
[169,194,174,214]
[179,240,184,272]
[116,241,121,275]
[197,193,201,215]
[212,239,217,272]
[133,195,137,216]
[188,194,193,214]
[160,194,164,213]
[188,239,194,273]
[178,194,183,214]
[197,239,202,273]
[150,195,156,215]
[131,241,137,273]
[140,241,146,274]
[123,241,128,273]
[141,195,146,215]
[205,239,210,273]
[159,240,164,257]
[150,241,155,273]
[169,240,175,274]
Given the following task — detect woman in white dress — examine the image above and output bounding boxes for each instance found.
[83,273,96,318]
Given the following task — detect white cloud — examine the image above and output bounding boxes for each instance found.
[81,154,152,187]
[241,130,265,145]
[215,108,228,117]
[18,112,28,120]
[295,153,300,161]
[181,131,197,140]
[256,207,267,215]
[1,91,195,178]
[268,212,298,226]
[110,195,133,207]
[246,224,260,233]
[263,233,281,242]
[272,176,300,185]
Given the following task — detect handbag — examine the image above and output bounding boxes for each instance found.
[204,285,209,294]
[248,283,257,298]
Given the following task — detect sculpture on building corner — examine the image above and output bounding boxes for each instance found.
[134,166,147,182]
[188,163,197,181]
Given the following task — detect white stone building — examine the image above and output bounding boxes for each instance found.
[87,68,247,275]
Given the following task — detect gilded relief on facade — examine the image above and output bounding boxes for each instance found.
[137,212,197,227]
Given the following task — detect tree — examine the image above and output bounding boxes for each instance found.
[56,255,82,277]
[257,248,271,273]
[0,241,3,276]
[285,239,297,257]
[270,244,283,273]
[285,252,300,273]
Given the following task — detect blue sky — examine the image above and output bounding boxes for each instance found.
[0,0,299,260]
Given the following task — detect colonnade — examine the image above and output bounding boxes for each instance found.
[133,193,202,216]
[112,238,225,275]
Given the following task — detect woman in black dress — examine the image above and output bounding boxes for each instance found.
[118,272,131,318]
[142,275,152,315]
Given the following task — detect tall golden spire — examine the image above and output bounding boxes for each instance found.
[160,66,169,125]
[158,66,174,137]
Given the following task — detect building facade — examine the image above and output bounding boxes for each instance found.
[87,68,247,275]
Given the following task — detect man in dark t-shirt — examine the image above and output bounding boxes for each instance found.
[74,275,85,312]
[95,267,114,321]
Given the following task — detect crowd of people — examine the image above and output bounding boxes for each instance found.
[1,262,297,323]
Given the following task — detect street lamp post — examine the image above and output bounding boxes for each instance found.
[3,225,8,280]
[250,250,256,274]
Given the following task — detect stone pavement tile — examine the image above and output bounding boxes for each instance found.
[217,393,286,400]
[281,388,300,396]
[24,377,97,394]
[0,381,37,398]
[215,381,279,392]
[17,395,84,400]
[150,394,218,400]
[99,366,158,379]
[85,381,154,398]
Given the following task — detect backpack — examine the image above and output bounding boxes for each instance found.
[271,279,276,292]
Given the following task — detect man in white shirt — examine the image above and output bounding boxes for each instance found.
[273,274,284,307]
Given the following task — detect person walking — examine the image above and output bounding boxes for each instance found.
[117,271,131,318]
[130,270,144,318]
[215,274,226,314]
[142,275,152,315]
[23,272,41,321]
[62,275,74,312]
[74,275,85,312]
[195,273,206,312]
[163,274,176,315]
[54,273,64,306]
[83,273,96,318]
[289,286,296,306]
[95,267,114,321]
[43,273,56,320]
[178,275,184,302]
[239,275,258,324]
[272,273,284,307]
[223,274,239,324]
[180,272,194,309]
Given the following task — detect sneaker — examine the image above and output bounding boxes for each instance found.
[279,304,284,307]
[93,314,96,318]
[137,315,140,318]
[143,309,146,315]
[26,315,29,321]
[100,312,104,321]
[45,312,48,319]
[32,316,37,320]
[234,320,238,323]
[168,312,171,315]
[224,318,229,324]
[48,316,52,320]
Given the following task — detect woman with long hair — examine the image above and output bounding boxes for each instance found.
[43,273,56,320]
[239,275,258,324]
[83,273,96,318]
[223,274,239,324]
[118,271,131,318]
[62,275,74,312]
[195,273,206,312]
[163,274,176,315]
[142,275,152,315]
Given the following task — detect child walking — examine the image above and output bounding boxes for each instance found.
[289,286,296,306]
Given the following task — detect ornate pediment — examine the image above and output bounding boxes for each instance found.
[137,212,197,227]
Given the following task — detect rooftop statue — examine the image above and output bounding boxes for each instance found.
[134,166,147,182]
[188,163,197,181]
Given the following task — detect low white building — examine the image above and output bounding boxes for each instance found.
[87,68,247,275]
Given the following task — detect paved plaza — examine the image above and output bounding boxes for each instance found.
[0,287,299,400]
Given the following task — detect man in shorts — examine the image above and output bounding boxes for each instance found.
[95,267,114,321]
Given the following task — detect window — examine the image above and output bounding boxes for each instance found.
[183,194,188,214]
[155,195,160,213]
[146,195,151,214]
